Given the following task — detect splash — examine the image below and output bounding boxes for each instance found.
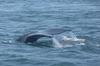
[62,36,85,43]
[52,32,85,48]
[52,37,63,48]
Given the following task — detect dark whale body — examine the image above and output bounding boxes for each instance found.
[24,34,52,43]
[17,28,69,43]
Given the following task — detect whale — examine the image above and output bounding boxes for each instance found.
[17,28,85,48]
[17,28,68,43]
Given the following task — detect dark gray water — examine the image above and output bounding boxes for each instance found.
[0,0,100,66]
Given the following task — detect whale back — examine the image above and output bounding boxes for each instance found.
[17,33,52,43]
[17,28,68,43]
[24,34,52,43]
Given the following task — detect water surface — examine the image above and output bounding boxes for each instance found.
[0,0,100,66]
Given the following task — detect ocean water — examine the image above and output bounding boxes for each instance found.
[0,0,100,66]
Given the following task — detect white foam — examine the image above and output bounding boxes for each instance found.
[62,36,85,42]
[52,33,85,48]
[52,37,63,48]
